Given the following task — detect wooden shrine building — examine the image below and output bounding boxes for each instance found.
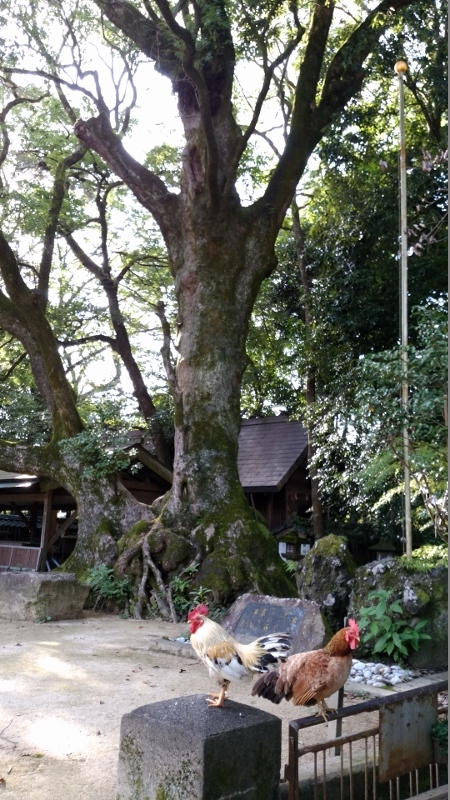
[0,416,311,571]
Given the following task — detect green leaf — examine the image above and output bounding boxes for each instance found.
[412,619,429,631]
[373,632,391,652]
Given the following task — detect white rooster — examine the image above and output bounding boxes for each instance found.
[188,603,292,707]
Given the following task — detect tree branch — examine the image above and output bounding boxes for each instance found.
[0,349,27,381]
[316,0,416,127]
[95,0,183,81]
[0,440,50,475]
[58,334,117,349]
[225,27,305,195]
[0,91,49,180]
[64,232,171,463]
[258,0,418,228]
[38,147,87,307]
[73,113,180,253]
[0,234,83,438]
[155,300,180,403]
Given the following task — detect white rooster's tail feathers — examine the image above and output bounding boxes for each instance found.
[252,632,292,673]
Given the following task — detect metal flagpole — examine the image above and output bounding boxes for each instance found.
[394,60,412,559]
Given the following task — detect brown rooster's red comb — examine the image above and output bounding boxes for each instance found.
[348,618,360,636]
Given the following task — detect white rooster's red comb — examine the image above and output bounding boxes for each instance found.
[187,603,209,620]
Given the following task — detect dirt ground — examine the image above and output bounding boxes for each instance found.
[0,612,444,800]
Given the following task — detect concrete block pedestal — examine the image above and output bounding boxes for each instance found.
[117,694,281,800]
[0,572,89,621]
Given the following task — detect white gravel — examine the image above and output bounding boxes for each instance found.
[350,658,415,688]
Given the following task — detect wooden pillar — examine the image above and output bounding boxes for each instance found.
[38,491,53,571]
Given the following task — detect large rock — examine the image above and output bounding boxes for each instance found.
[117,695,281,800]
[348,558,448,669]
[0,572,89,621]
[222,593,330,653]
[295,534,356,632]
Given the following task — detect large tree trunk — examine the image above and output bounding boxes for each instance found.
[153,215,295,601]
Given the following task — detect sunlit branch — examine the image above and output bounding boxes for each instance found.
[0,90,49,178]
[39,146,87,307]
[225,27,304,195]
[154,300,180,402]
[73,114,180,251]
[97,25,139,134]
[58,334,117,349]
[0,350,27,382]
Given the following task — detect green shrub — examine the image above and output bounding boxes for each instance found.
[358,589,431,663]
[86,564,132,611]
[431,719,448,755]
[169,565,225,621]
[401,544,448,572]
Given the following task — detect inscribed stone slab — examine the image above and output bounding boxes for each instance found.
[221,593,328,653]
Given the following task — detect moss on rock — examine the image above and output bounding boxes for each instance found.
[117,521,151,555]
[296,534,356,632]
[184,505,295,604]
[348,558,448,669]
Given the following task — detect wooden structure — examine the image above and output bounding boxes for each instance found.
[0,416,311,571]
[0,440,172,573]
[238,415,311,558]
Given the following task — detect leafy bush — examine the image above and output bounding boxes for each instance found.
[431,719,448,755]
[402,544,448,570]
[169,565,224,621]
[60,429,135,481]
[170,565,201,616]
[86,565,132,611]
[358,589,431,663]
[283,559,298,576]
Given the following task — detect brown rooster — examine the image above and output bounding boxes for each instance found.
[188,603,291,708]
[252,619,360,721]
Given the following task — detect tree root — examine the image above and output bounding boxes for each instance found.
[116,536,147,577]
[133,532,179,623]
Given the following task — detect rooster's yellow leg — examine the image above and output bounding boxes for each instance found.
[316,700,334,722]
[206,682,229,708]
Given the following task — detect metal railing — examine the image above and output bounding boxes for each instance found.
[284,679,448,800]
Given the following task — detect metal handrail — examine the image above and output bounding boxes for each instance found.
[285,678,448,800]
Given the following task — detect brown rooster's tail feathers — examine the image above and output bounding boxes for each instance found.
[253,632,292,673]
[251,670,285,704]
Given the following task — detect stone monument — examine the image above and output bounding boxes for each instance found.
[221,593,330,653]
